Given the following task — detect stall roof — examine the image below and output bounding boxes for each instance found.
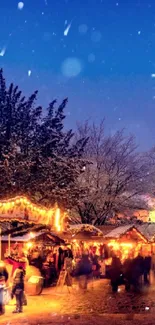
[103,224,148,243]
[58,224,104,242]
[68,224,103,236]
[136,223,155,242]
[30,231,65,245]
[2,230,65,245]
[97,225,117,236]
[2,233,32,242]
[103,225,135,239]
[69,224,103,233]
[1,223,49,237]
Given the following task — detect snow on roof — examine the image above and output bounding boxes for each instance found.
[97,225,117,236]
[69,224,103,236]
[1,230,44,242]
[104,224,135,239]
[136,223,155,241]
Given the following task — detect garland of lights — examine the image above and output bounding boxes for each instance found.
[0,196,63,231]
[69,225,103,237]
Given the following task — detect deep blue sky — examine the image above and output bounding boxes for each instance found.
[0,0,155,150]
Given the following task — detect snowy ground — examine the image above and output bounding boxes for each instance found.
[1,279,155,324]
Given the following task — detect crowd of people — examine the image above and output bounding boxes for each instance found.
[0,241,154,316]
[0,261,26,315]
[109,251,152,292]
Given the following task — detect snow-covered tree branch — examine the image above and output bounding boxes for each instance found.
[75,120,150,225]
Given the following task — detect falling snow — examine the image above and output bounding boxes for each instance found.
[0,47,6,57]
[0,0,154,153]
[64,22,72,36]
[78,24,88,34]
[61,57,82,77]
[91,30,102,42]
[17,2,24,10]
[28,70,32,77]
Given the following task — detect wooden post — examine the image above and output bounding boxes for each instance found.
[0,227,1,260]
[8,234,11,255]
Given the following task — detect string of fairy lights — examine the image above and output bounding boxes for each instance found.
[0,196,62,231]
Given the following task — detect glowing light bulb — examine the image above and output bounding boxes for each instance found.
[55,207,61,232]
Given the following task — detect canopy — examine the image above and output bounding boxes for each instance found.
[30,231,65,245]
[1,223,49,237]
[62,224,104,242]
[104,225,147,243]
[0,196,63,231]
[2,230,65,245]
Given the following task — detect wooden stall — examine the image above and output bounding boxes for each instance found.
[0,195,68,296]
[59,224,104,256]
[103,225,148,262]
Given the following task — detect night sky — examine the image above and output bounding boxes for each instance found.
[0,1,155,150]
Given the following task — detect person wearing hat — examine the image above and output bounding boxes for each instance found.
[11,265,25,313]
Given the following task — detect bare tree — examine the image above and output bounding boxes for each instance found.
[75,121,150,225]
[144,146,155,202]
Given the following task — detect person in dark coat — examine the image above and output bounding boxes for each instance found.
[109,254,122,292]
[123,256,133,291]
[143,255,152,285]
[132,253,144,292]
[90,253,101,277]
[74,254,92,290]
[58,248,65,272]
[11,266,25,313]
[0,261,9,315]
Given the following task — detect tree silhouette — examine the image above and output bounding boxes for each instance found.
[0,69,87,208]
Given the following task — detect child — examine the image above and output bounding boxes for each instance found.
[0,261,9,315]
[11,266,25,313]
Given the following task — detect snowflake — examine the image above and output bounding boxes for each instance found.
[0,47,6,57]
[28,70,32,77]
[64,21,72,36]
[18,2,24,10]
[78,24,88,34]
[61,57,82,77]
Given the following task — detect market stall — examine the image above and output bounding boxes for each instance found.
[0,195,67,296]
[104,225,148,263]
[136,223,155,255]
[60,224,104,255]
[2,229,65,294]
[58,224,106,278]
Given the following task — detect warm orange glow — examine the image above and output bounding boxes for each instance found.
[108,240,119,250]
[55,207,61,232]
[105,258,112,265]
[26,242,33,249]
[120,243,133,248]
[0,196,64,228]
[29,232,34,238]
[149,210,155,222]
[108,241,133,250]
